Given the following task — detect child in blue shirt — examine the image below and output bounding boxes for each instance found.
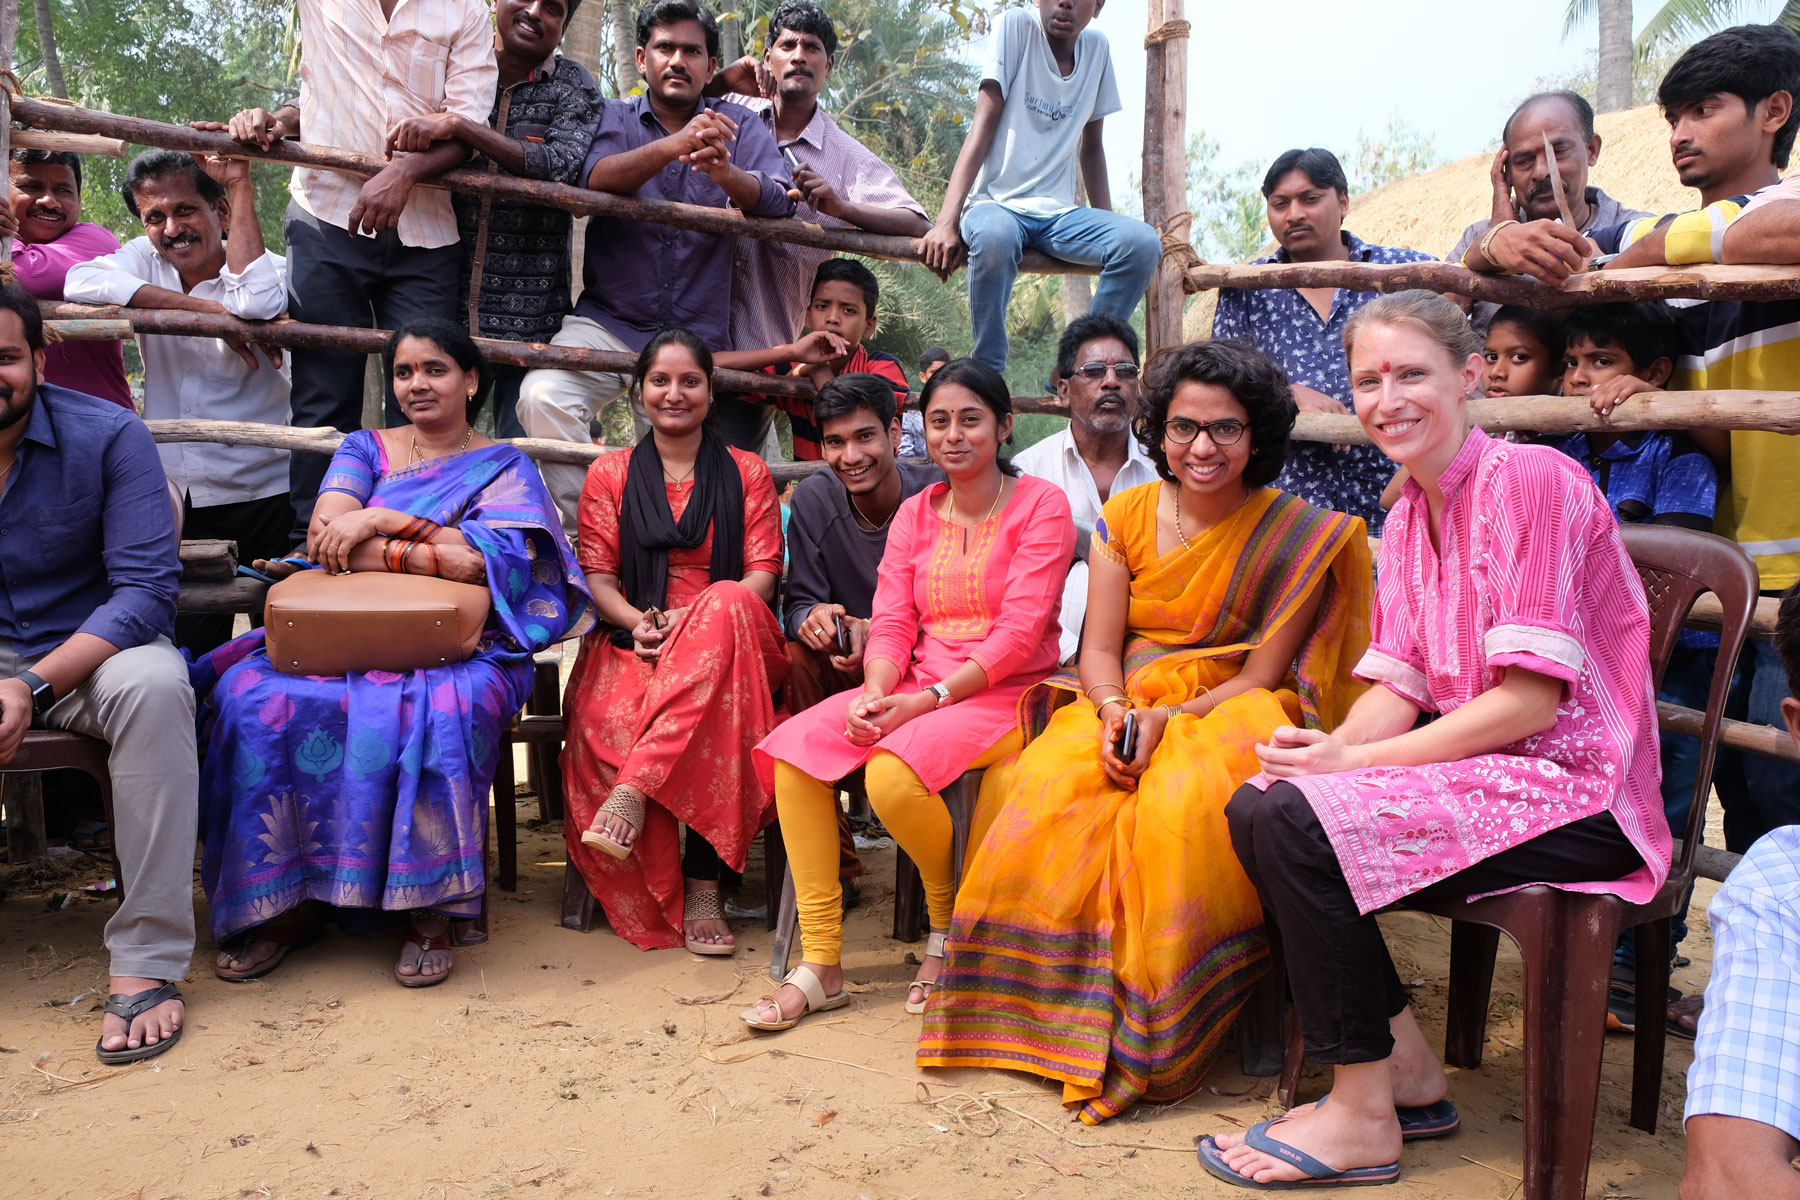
[1556,299,1718,1025]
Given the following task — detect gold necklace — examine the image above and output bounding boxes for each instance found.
[848,484,897,530]
[662,462,696,486]
[1174,484,1251,551]
[954,477,1006,527]
[412,426,473,464]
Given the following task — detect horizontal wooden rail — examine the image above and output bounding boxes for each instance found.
[1659,700,1800,763]
[1686,593,1779,640]
[1185,259,1800,304]
[43,302,814,399]
[11,96,1086,278]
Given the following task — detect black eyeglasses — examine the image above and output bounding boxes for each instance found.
[1165,417,1247,446]
[1074,361,1140,381]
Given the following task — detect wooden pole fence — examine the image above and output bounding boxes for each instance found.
[1184,258,1800,305]
[10,95,1090,278]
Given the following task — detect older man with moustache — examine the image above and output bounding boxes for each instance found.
[1211,147,1433,535]
[65,150,290,657]
[1451,90,1652,330]
[1014,314,1159,664]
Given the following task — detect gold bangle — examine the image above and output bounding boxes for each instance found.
[1163,703,1182,721]
[1097,696,1130,717]
[1474,219,1517,270]
[1083,681,1127,700]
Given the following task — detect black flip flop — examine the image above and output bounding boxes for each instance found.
[95,982,184,1065]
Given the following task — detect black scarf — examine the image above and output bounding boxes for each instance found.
[612,428,743,646]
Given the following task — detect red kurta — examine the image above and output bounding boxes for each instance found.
[562,446,788,949]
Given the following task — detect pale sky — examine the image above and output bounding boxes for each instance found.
[961,0,1790,192]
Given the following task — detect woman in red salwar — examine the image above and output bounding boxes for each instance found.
[561,327,787,954]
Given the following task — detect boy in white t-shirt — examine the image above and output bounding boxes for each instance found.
[920,0,1159,377]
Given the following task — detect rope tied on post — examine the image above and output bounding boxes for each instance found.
[1143,19,1191,46]
[1153,208,1205,280]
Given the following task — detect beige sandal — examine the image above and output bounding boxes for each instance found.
[581,785,645,859]
[906,929,949,1014]
[683,887,736,956]
[741,963,851,1032]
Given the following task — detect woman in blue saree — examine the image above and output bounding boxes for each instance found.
[194,318,594,987]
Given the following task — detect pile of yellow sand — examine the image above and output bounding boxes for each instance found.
[1183,103,1706,340]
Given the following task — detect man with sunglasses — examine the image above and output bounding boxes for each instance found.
[1211,147,1435,535]
[1015,314,1158,663]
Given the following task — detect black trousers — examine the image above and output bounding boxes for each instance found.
[283,202,461,543]
[1224,780,1644,1064]
[680,828,722,882]
[176,491,293,657]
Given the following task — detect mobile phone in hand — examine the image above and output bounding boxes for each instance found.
[781,145,801,174]
[1112,711,1137,762]
[834,613,851,656]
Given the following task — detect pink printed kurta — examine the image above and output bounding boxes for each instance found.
[1251,429,1669,914]
[755,473,1074,793]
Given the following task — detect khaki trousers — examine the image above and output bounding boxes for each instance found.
[516,314,639,539]
[2,636,198,981]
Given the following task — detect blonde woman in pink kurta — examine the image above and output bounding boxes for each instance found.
[1201,292,1668,1191]
[747,360,1074,1032]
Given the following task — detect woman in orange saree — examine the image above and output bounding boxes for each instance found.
[561,328,787,954]
[918,341,1372,1124]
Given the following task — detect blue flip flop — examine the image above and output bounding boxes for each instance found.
[1312,1093,1460,1141]
[1197,1119,1401,1190]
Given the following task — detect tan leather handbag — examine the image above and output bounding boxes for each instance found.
[264,570,491,676]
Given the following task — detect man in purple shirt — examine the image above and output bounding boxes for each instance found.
[517,0,794,534]
[0,282,196,1066]
[0,149,133,408]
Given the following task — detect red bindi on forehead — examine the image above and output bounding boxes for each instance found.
[1380,361,1391,373]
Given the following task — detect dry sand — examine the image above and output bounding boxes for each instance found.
[0,776,1707,1200]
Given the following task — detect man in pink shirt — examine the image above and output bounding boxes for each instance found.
[0,149,132,408]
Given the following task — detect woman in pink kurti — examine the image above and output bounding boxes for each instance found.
[747,360,1074,1031]
[1201,292,1668,1191]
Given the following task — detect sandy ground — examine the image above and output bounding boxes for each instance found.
[1,777,1710,1200]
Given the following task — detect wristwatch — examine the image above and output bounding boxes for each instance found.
[17,670,53,727]
[925,682,953,709]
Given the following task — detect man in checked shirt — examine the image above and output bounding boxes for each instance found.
[1680,583,1800,1200]
[387,0,603,438]
[207,0,497,547]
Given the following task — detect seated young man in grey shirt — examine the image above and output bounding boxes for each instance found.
[783,372,943,714]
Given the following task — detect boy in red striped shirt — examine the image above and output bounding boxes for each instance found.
[720,257,909,459]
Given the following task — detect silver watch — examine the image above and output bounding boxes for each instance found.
[926,682,953,709]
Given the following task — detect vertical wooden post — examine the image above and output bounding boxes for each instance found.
[0,0,17,266]
[1140,0,1189,357]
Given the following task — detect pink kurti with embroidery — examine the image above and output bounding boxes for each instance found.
[1250,429,1669,914]
[756,473,1073,793]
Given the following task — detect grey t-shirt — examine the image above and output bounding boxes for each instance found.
[966,6,1121,217]
[781,461,945,640]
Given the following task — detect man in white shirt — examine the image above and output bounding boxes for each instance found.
[1013,314,1157,664]
[66,149,291,655]
[206,0,495,546]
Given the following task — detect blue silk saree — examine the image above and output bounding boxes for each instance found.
[194,432,594,942]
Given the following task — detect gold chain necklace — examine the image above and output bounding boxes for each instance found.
[848,485,896,530]
[411,426,473,464]
[954,477,1006,527]
[1174,484,1251,551]
[662,462,696,486]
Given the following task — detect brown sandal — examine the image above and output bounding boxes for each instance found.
[581,785,646,859]
[683,887,735,956]
[394,926,454,988]
[214,908,318,983]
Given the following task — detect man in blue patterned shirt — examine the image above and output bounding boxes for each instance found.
[1210,148,1433,536]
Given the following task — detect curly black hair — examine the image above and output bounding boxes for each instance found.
[1133,340,1296,489]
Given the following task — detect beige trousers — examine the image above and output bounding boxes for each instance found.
[2,636,198,981]
[516,314,640,538]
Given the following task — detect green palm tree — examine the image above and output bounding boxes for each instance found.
[1570,0,1800,62]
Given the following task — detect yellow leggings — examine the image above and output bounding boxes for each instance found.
[773,728,1024,966]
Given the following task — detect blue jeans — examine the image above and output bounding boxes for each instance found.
[1615,642,1713,969]
[1713,631,1800,853]
[960,202,1161,375]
